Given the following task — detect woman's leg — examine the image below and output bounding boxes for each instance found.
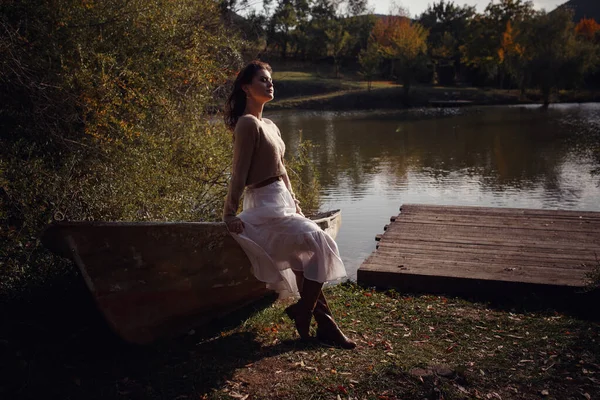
[285,278,323,340]
[287,271,356,349]
[313,292,356,349]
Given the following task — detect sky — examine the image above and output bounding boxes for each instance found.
[245,0,569,18]
[368,0,568,17]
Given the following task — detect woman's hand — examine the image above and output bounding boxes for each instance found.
[225,216,245,234]
[295,203,305,217]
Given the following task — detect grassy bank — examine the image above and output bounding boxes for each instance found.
[269,71,600,111]
[2,280,598,399]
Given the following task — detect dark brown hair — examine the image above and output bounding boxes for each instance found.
[223,60,272,130]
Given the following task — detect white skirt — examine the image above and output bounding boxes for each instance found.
[230,180,347,298]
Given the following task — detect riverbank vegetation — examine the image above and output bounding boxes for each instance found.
[233,0,600,106]
[0,0,318,299]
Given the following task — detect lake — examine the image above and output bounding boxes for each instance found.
[267,103,600,280]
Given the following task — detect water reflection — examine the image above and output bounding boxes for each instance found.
[268,104,600,279]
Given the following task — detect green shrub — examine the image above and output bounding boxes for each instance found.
[0,1,322,298]
[0,0,242,297]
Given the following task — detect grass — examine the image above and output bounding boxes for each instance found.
[2,280,599,399]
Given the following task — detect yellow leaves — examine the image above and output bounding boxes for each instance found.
[82,0,95,10]
[498,20,529,65]
[501,21,515,50]
[497,48,505,63]
[371,16,428,61]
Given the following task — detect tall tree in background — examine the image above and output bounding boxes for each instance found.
[358,38,380,90]
[419,0,476,85]
[344,0,376,61]
[575,17,600,42]
[461,0,535,86]
[305,0,340,60]
[268,0,298,58]
[326,18,352,77]
[497,20,530,94]
[372,12,429,96]
[523,8,597,106]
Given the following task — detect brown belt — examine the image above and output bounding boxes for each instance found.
[250,175,282,189]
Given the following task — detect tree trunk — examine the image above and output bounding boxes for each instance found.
[542,85,551,109]
[280,38,287,59]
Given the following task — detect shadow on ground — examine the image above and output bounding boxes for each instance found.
[0,279,296,399]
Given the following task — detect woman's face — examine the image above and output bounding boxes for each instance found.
[243,68,274,104]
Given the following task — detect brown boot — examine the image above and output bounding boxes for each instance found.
[313,293,356,349]
[284,278,323,340]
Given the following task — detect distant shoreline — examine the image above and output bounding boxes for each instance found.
[268,83,600,111]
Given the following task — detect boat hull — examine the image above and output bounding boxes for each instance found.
[42,211,341,344]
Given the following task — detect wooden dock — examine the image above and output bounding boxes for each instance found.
[358,204,600,300]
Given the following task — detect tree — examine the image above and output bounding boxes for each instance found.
[346,0,369,17]
[372,15,429,96]
[523,8,597,106]
[460,0,536,86]
[497,20,530,94]
[304,0,340,61]
[268,0,298,58]
[358,39,381,90]
[326,19,351,77]
[575,17,600,42]
[419,0,476,84]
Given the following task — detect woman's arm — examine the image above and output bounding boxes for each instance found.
[223,117,258,225]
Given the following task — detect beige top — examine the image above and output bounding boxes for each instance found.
[223,115,298,221]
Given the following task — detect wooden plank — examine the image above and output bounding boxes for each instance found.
[358,204,600,299]
[373,246,596,267]
[360,259,587,286]
[378,233,599,251]
[385,216,600,233]
[375,241,600,262]
[399,204,600,220]
[386,222,599,244]
[364,252,590,276]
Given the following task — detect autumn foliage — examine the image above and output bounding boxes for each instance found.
[372,16,428,61]
[0,0,243,294]
[575,17,600,41]
[371,16,428,95]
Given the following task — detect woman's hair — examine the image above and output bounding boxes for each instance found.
[224,60,272,131]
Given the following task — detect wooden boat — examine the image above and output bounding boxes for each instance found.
[41,210,342,344]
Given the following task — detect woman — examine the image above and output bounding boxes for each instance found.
[223,60,356,349]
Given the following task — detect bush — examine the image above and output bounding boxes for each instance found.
[0,0,242,297]
[0,1,322,298]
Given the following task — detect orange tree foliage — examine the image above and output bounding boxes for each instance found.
[371,16,428,94]
[497,20,530,90]
[498,21,525,63]
[372,16,428,62]
[576,17,600,42]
